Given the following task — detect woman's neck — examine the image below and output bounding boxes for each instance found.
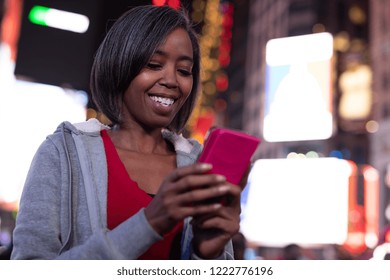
[108,125,172,155]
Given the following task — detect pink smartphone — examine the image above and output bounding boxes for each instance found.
[198,127,261,185]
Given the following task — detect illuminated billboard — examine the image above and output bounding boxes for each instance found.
[263,33,333,142]
[240,158,351,247]
[0,81,87,209]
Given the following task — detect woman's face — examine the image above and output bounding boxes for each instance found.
[121,28,194,130]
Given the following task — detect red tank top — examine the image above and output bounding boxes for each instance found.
[101,129,183,259]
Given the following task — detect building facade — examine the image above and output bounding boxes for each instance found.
[369,0,390,229]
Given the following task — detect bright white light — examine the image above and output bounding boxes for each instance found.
[0,43,87,206]
[240,158,351,247]
[339,65,372,120]
[366,120,379,133]
[45,9,90,33]
[306,151,319,158]
[385,204,390,221]
[365,233,379,249]
[266,33,333,66]
[263,62,333,142]
[371,243,390,260]
[264,33,334,142]
[0,82,87,205]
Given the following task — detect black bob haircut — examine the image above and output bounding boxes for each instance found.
[90,5,200,133]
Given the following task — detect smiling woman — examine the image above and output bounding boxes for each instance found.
[119,28,194,131]
[11,5,241,260]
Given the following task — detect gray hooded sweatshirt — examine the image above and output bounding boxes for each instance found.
[11,118,234,260]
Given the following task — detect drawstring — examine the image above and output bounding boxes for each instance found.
[59,125,73,254]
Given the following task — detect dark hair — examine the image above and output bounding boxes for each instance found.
[90,5,200,132]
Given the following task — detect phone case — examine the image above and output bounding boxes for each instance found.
[198,128,261,185]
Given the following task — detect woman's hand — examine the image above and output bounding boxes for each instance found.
[144,163,231,236]
[191,182,241,259]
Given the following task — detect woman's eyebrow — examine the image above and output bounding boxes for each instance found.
[153,49,194,63]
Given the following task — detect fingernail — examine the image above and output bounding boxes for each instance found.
[213,203,222,209]
[216,175,226,182]
[218,185,230,192]
[198,163,212,171]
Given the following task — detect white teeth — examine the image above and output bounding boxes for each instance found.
[150,96,175,107]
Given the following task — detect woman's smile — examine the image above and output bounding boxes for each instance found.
[149,95,176,107]
[147,93,178,115]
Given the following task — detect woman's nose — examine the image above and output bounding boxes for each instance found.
[160,66,178,88]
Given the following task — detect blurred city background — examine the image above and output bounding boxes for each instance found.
[1,0,390,260]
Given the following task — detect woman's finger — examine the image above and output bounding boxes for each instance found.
[164,163,213,182]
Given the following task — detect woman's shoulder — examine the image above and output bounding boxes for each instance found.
[53,118,110,135]
[42,118,109,150]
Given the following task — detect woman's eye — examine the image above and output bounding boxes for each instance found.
[147,63,161,69]
[178,69,192,76]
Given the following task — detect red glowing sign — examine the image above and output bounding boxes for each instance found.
[152,0,180,9]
